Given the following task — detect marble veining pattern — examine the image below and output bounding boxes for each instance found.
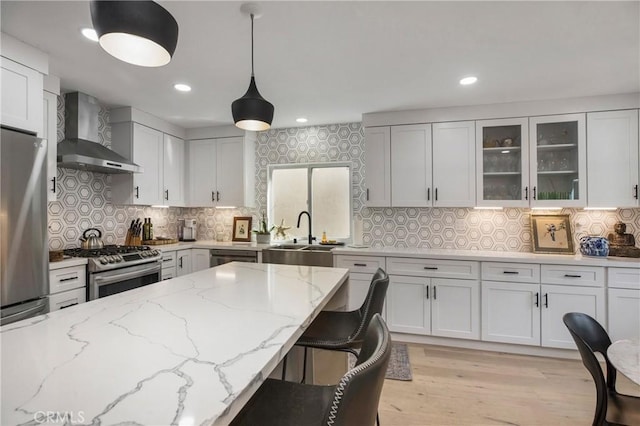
[1,263,349,426]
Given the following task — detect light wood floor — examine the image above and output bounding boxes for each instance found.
[378,343,640,426]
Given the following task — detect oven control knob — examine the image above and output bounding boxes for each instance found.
[141,252,148,258]
[152,250,159,256]
[100,257,108,265]
[107,256,115,263]
[115,255,123,262]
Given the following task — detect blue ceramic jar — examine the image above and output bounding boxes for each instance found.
[579,236,609,257]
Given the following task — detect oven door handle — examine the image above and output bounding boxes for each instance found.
[94,264,161,286]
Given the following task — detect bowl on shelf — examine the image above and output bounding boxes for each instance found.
[579,236,609,257]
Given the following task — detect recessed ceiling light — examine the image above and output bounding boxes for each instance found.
[296,117,308,123]
[174,83,192,92]
[460,76,478,85]
[81,28,99,42]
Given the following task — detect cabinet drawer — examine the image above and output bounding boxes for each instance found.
[162,268,175,280]
[49,265,86,294]
[48,288,86,312]
[541,264,604,287]
[335,255,386,274]
[161,251,176,269]
[608,268,640,290]
[482,262,540,283]
[387,257,479,279]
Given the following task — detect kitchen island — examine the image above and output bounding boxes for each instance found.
[1,262,349,425]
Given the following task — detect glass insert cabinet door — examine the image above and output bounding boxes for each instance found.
[529,113,586,208]
[476,118,530,207]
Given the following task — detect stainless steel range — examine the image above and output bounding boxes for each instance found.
[64,245,162,300]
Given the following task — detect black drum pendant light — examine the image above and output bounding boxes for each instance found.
[232,4,274,131]
[90,0,178,67]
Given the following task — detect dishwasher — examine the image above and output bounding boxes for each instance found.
[209,249,258,266]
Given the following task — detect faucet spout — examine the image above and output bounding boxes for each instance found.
[297,211,314,245]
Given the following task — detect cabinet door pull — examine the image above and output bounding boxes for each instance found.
[533,186,537,200]
[525,186,529,200]
[503,271,519,275]
[635,184,639,200]
[433,285,437,299]
[425,285,429,299]
[211,191,215,202]
[427,187,430,201]
[163,258,172,263]
[51,177,56,193]
[135,186,140,199]
[535,292,539,307]
[543,293,548,308]
[435,188,438,202]
[366,188,370,201]
[423,266,438,270]
[216,191,220,202]
[165,189,169,200]
[353,263,368,267]
[179,257,183,268]
[59,276,78,282]
[564,274,582,278]
[59,302,79,310]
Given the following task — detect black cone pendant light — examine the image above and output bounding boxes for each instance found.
[232,4,274,131]
[90,1,178,67]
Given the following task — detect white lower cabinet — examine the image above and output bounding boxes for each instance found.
[481,263,605,349]
[387,275,480,339]
[176,249,192,277]
[607,267,640,341]
[192,249,210,273]
[48,264,87,312]
[385,257,480,339]
[335,255,387,312]
[161,250,177,280]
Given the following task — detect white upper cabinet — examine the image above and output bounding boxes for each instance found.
[587,109,639,207]
[364,126,391,207]
[529,113,586,208]
[163,134,185,206]
[391,124,432,207]
[432,121,476,207]
[1,57,43,135]
[187,135,255,208]
[111,122,164,206]
[476,118,529,207]
[43,91,58,202]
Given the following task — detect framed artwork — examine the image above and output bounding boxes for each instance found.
[531,214,574,254]
[232,216,252,242]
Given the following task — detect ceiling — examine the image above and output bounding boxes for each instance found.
[2,1,638,129]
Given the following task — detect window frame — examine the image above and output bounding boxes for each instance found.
[267,162,354,243]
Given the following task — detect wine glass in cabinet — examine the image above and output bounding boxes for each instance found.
[529,114,586,208]
[476,118,529,207]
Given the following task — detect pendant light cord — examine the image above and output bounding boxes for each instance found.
[250,13,255,77]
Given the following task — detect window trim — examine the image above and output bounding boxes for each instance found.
[267,162,353,242]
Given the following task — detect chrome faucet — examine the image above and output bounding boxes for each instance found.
[297,211,315,245]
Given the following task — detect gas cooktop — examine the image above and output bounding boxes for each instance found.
[64,245,161,272]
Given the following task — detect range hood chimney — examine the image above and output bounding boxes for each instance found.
[57,92,142,174]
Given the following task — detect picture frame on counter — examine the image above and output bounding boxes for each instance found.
[232,216,252,242]
[531,214,574,254]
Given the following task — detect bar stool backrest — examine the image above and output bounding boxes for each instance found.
[323,314,391,426]
[352,268,389,343]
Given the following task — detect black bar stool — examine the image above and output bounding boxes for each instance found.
[231,314,392,426]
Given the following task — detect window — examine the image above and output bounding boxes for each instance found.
[268,163,352,241]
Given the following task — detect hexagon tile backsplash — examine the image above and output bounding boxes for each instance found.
[47,95,640,251]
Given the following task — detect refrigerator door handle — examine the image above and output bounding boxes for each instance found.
[1,299,48,326]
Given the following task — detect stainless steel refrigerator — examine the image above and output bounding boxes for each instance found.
[1,126,49,325]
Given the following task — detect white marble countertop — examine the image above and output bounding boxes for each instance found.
[332,246,640,267]
[607,339,640,385]
[156,240,272,252]
[48,257,88,270]
[1,262,349,425]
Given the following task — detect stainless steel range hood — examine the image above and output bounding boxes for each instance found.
[57,92,142,174]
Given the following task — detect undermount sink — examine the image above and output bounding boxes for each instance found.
[263,243,334,267]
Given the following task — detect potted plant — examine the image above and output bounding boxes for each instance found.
[253,212,274,244]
